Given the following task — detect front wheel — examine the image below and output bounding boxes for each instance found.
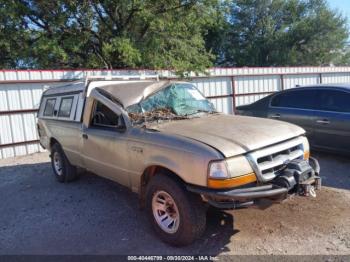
[145,175,206,246]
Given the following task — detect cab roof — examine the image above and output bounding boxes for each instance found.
[42,80,187,108]
[92,80,172,108]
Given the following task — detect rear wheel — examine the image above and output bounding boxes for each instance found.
[145,175,206,246]
[50,143,78,182]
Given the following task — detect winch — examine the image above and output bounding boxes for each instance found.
[272,157,321,197]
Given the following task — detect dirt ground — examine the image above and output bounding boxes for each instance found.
[0,151,349,255]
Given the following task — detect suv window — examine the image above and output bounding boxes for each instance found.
[271,90,316,109]
[58,97,74,118]
[43,98,56,116]
[316,89,350,113]
[91,101,124,129]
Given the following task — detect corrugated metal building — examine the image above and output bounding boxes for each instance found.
[1,67,350,159]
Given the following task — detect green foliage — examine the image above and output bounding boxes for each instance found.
[212,0,349,66]
[0,1,31,68]
[0,0,217,73]
[0,0,349,70]
[102,38,141,68]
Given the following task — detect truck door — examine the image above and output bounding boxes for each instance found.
[81,98,131,187]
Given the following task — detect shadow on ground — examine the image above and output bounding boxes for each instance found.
[0,162,236,255]
[0,151,349,255]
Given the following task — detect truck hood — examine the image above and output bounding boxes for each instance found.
[152,114,305,157]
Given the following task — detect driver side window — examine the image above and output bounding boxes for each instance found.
[91,101,125,129]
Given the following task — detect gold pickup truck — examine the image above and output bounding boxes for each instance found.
[37,76,321,246]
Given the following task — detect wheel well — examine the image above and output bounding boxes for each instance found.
[49,138,59,150]
[139,165,185,208]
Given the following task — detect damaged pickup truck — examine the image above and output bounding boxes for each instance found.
[37,76,321,246]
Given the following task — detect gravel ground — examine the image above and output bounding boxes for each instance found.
[0,151,349,255]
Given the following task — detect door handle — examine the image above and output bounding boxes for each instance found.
[82,133,88,139]
[270,114,281,119]
[316,119,330,124]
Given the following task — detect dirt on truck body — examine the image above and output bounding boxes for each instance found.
[37,75,321,246]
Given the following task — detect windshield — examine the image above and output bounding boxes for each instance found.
[127,83,216,125]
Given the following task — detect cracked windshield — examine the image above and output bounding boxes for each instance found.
[127,83,216,125]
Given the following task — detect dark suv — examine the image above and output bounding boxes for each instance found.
[236,84,350,154]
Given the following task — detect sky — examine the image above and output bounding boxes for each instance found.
[328,0,350,24]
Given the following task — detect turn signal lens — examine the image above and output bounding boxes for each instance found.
[304,151,310,160]
[208,172,257,189]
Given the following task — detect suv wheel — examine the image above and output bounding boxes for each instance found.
[145,175,206,246]
[51,143,78,182]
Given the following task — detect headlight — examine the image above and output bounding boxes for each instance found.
[208,160,229,179]
[207,158,257,189]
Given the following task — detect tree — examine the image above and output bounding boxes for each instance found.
[213,0,349,66]
[0,0,218,73]
[1,0,349,70]
[0,1,32,68]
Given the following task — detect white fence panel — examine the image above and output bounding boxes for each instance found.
[191,77,233,114]
[1,67,350,159]
[283,74,320,89]
[234,75,280,107]
[322,73,350,84]
[0,82,63,158]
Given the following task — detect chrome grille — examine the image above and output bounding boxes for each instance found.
[247,137,306,182]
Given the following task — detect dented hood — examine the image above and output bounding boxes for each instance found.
[152,114,305,157]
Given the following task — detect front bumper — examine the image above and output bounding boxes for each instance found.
[187,157,321,209]
[187,184,289,209]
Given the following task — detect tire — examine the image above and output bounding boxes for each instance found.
[145,175,206,246]
[50,143,78,183]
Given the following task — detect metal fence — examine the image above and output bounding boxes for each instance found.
[1,67,350,159]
